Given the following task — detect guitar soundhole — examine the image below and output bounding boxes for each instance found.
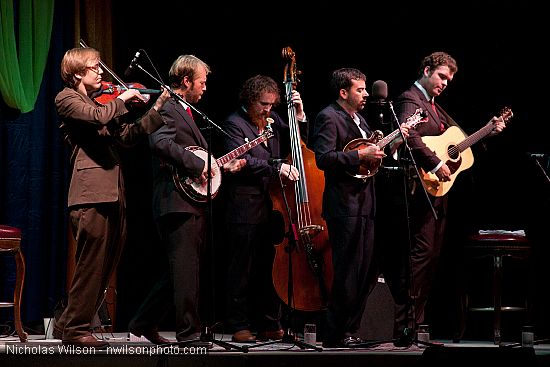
[447,145,459,160]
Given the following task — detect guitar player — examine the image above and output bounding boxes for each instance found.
[388,51,506,347]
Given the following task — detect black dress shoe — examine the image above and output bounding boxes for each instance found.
[62,335,109,349]
[176,332,211,348]
[342,336,366,347]
[393,334,413,347]
[322,336,365,348]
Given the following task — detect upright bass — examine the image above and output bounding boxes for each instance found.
[271,47,333,311]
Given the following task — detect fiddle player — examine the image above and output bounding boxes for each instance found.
[221,75,307,343]
[53,47,170,348]
[311,68,409,348]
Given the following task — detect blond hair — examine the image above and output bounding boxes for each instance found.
[60,47,100,88]
[168,55,210,89]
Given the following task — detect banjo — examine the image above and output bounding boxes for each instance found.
[172,120,274,202]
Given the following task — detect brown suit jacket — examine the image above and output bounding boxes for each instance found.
[55,87,164,208]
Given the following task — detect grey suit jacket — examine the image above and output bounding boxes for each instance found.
[149,98,208,217]
[221,109,298,224]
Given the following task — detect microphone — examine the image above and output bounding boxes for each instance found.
[527,153,547,159]
[268,158,289,165]
[124,51,141,77]
[371,80,388,104]
[371,80,388,126]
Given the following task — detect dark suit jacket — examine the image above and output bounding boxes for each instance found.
[395,84,460,172]
[312,102,375,219]
[149,98,208,218]
[55,87,164,208]
[222,108,305,224]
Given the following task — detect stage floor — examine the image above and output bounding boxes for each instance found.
[1,332,549,367]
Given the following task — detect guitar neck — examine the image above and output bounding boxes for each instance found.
[216,134,270,166]
[456,123,494,152]
[377,128,402,149]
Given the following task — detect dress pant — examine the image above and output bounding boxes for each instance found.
[225,221,282,333]
[324,215,377,343]
[392,192,448,332]
[129,212,205,339]
[57,199,126,340]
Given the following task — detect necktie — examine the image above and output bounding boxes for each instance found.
[431,99,444,132]
[186,106,194,121]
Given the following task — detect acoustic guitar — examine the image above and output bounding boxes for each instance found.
[419,107,513,197]
[344,108,428,179]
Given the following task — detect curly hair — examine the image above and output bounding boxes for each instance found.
[418,52,458,77]
[238,75,281,109]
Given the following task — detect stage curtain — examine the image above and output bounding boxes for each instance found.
[0,0,54,113]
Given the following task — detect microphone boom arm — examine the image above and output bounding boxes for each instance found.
[132,61,232,139]
[388,101,438,220]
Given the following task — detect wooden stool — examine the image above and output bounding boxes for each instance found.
[456,231,530,345]
[0,225,28,342]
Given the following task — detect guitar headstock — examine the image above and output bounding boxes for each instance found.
[405,108,429,128]
[499,106,513,124]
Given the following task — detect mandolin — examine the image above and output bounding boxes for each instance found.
[344,108,428,179]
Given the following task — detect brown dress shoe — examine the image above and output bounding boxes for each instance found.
[130,327,170,345]
[232,329,256,343]
[257,329,284,341]
[62,335,109,349]
[52,326,63,339]
[140,331,170,345]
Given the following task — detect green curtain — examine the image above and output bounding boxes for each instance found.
[0,0,54,113]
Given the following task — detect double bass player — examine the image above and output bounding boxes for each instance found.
[220,75,308,343]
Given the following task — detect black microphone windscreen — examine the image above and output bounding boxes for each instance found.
[372,80,388,99]
[124,51,141,78]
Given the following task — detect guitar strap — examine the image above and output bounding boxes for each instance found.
[436,104,460,130]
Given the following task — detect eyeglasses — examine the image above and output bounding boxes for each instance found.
[86,64,102,74]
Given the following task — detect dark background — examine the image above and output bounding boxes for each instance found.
[1,0,548,341]
[111,0,548,339]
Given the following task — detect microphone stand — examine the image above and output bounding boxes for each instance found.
[388,101,437,221]
[132,62,232,140]
[387,101,441,348]
[528,154,550,185]
[354,103,442,349]
[133,61,243,352]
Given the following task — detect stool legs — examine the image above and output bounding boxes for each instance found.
[14,247,28,342]
[493,254,503,345]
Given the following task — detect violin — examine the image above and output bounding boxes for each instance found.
[94,81,161,105]
[79,40,159,105]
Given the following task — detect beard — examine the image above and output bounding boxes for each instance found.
[250,111,268,130]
